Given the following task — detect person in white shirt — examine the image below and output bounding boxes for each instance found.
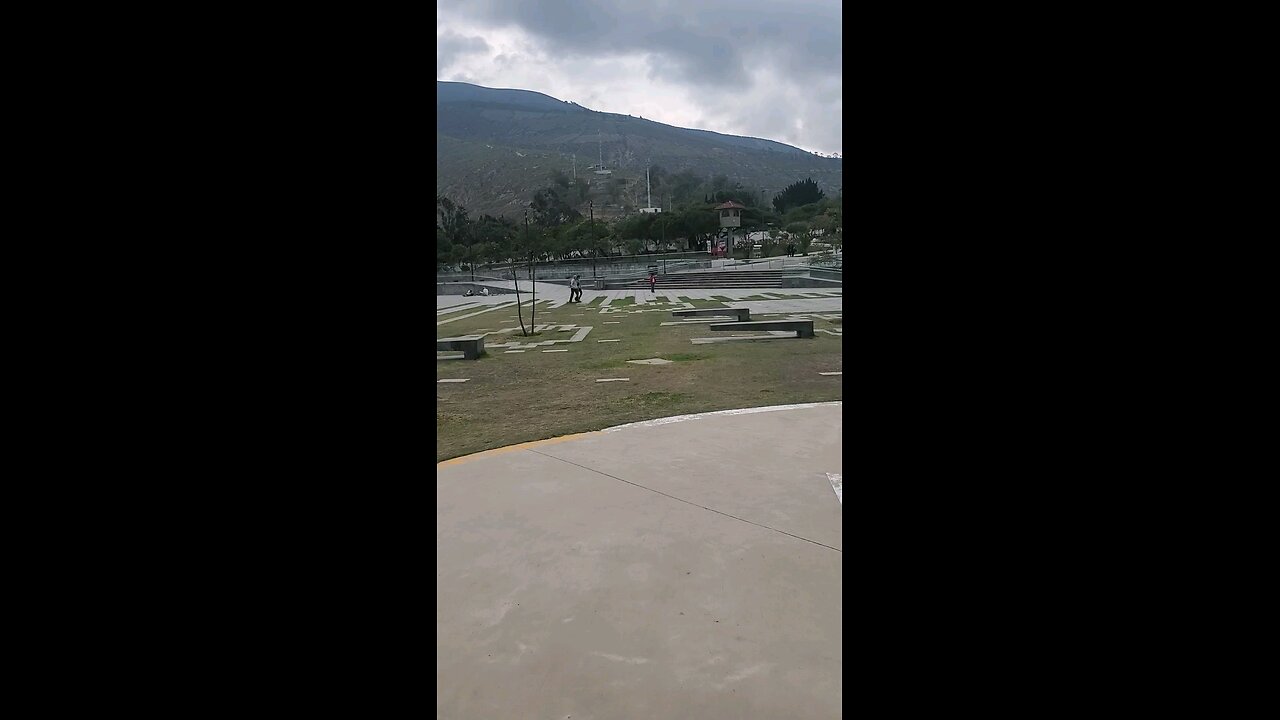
[569,275,581,303]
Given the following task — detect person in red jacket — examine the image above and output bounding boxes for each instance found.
[648,272,657,293]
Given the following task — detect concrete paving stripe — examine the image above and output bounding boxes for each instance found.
[819,371,843,376]
[604,321,621,324]
[598,339,620,343]
[437,378,470,383]
[543,349,569,353]
[595,378,630,382]
[602,401,842,432]
[437,301,520,325]
[504,350,526,353]
[437,303,484,315]
[827,473,842,504]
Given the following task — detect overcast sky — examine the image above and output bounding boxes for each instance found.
[437,0,842,157]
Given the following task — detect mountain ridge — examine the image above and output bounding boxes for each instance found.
[436,80,841,218]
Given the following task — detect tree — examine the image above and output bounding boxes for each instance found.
[772,178,826,214]
[530,187,581,228]
[825,197,843,253]
[473,214,516,267]
[616,213,655,247]
[564,217,610,259]
[511,212,541,336]
[785,221,811,254]
[682,207,719,252]
[437,195,472,277]
[813,213,840,253]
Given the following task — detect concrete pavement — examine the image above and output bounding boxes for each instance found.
[438,287,843,315]
[437,402,842,719]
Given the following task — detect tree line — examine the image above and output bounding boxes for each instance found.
[437,176,841,271]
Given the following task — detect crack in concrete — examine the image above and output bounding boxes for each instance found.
[527,449,842,553]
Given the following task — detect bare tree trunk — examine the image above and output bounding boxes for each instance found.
[513,263,527,336]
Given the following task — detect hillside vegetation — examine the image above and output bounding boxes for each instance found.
[437,81,842,219]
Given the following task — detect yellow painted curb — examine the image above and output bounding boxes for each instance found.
[436,430,603,468]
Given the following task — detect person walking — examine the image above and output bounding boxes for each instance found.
[569,274,581,302]
[648,272,657,294]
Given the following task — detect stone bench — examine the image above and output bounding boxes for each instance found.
[437,335,485,359]
[672,308,751,321]
[709,320,814,338]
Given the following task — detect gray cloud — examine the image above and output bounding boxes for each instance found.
[436,29,491,71]
[436,0,842,155]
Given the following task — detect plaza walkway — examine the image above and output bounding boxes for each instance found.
[436,402,842,719]
[437,286,843,322]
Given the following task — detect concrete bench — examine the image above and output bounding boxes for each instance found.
[709,320,814,338]
[672,308,751,321]
[437,335,485,359]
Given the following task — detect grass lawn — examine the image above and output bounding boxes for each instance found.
[436,299,842,462]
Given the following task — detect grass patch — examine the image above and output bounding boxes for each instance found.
[436,299,842,461]
[634,391,692,409]
[579,358,627,370]
[664,353,707,362]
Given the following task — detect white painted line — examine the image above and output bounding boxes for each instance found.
[605,321,621,324]
[827,473,842,504]
[598,339,620,343]
[504,350,526,354]
[602,401,842,432]
[596,378,630,382]
[543,349,569,353]
[437,378,470,383]
[819,371,842,376]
